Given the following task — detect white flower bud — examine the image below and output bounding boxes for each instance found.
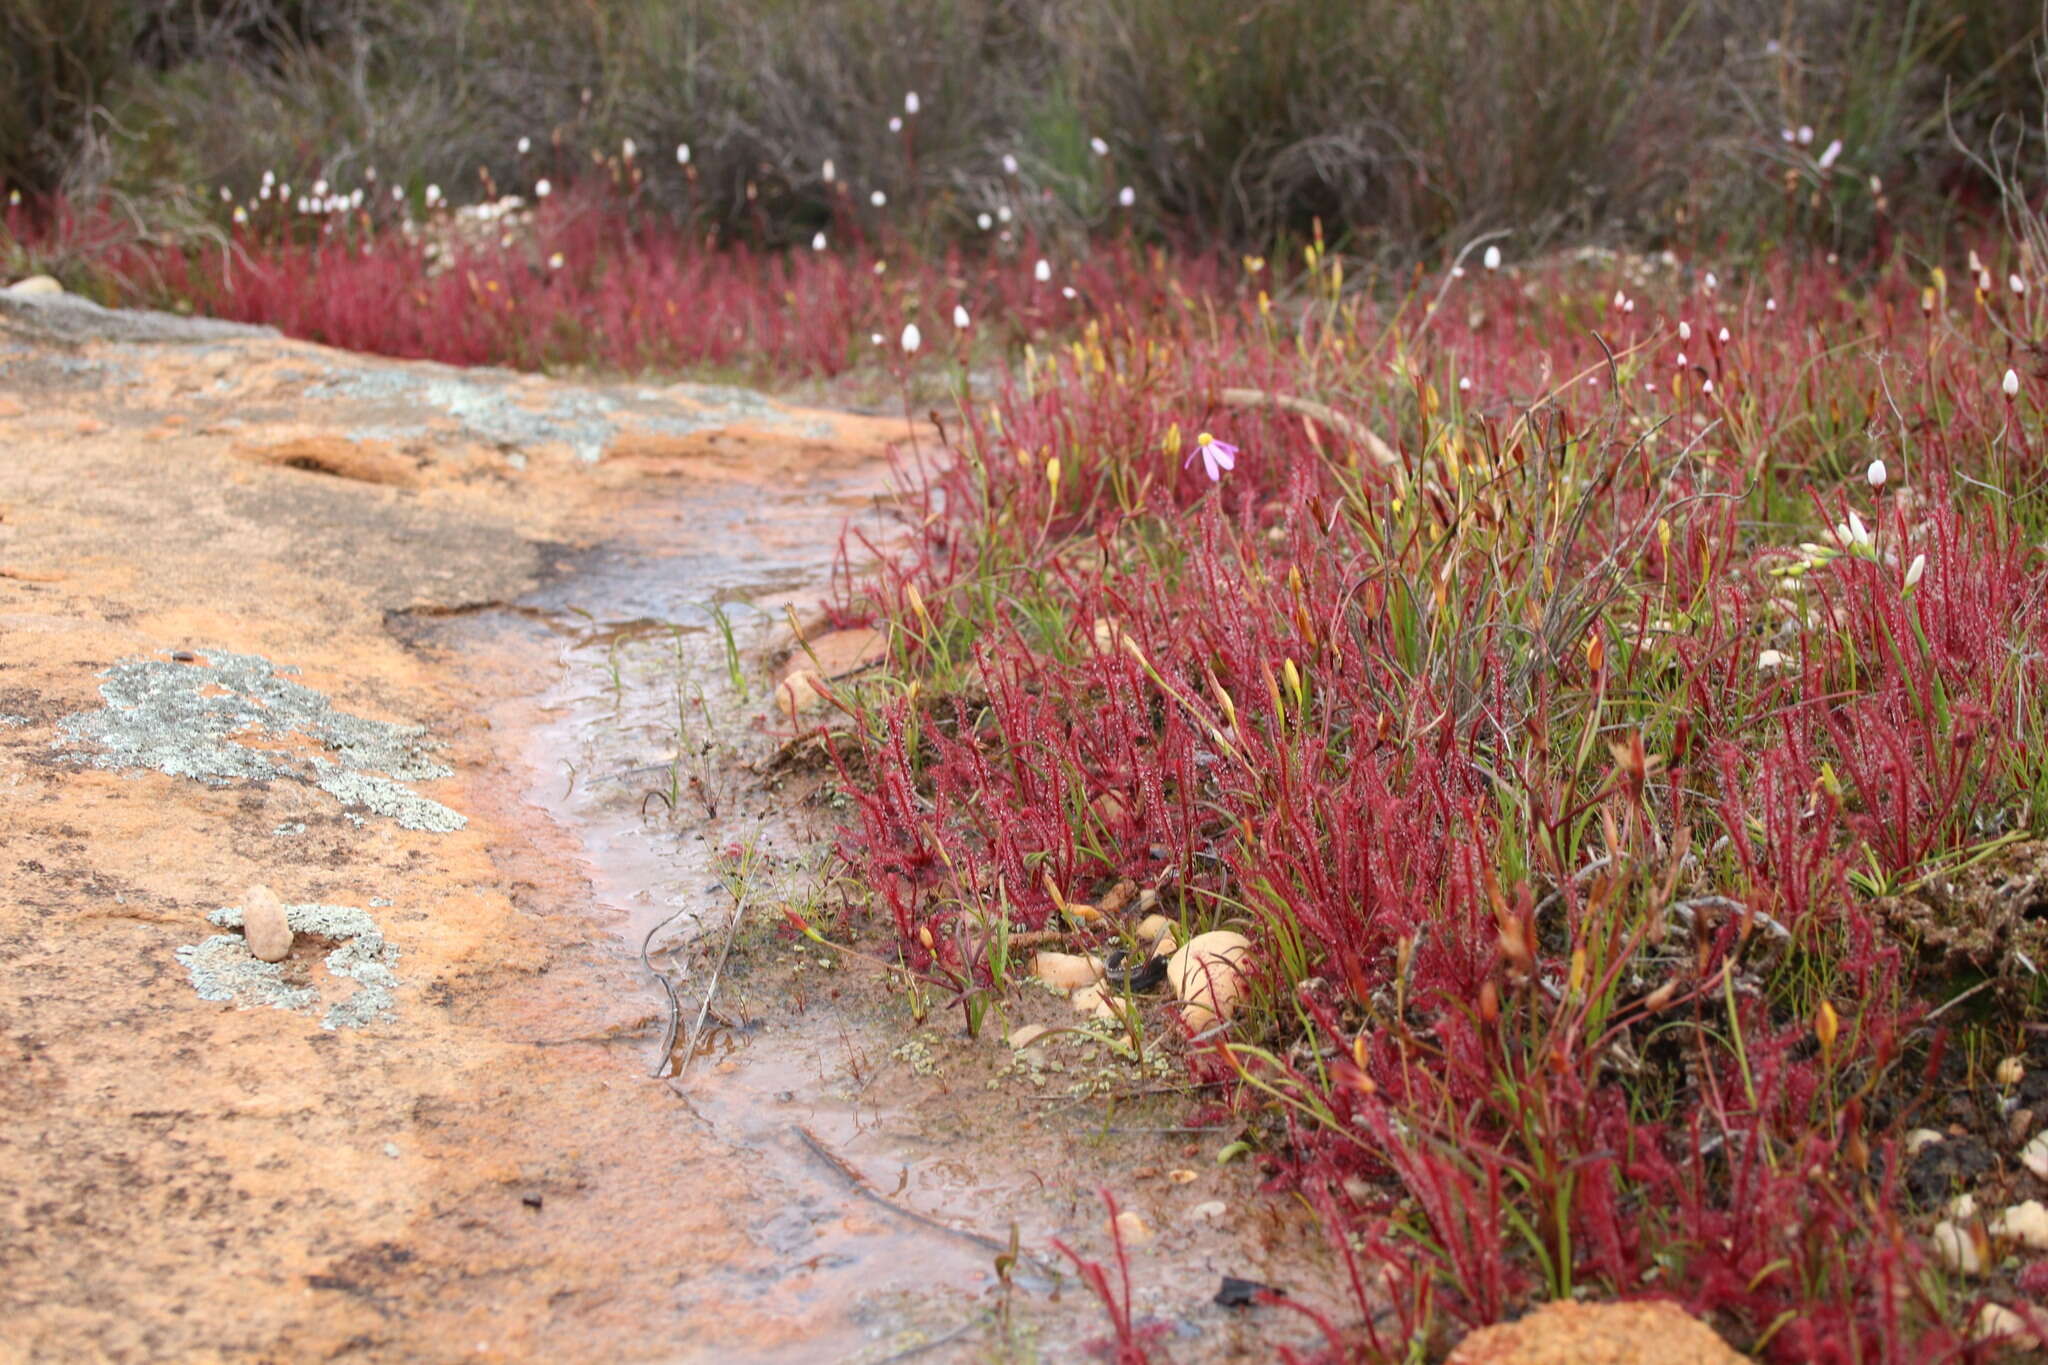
[1090,136,1109,157]
[518,136,531,155]
[811,231,827,251]
[870,190,887,207]
[1867,459,1887,489]
[904,91,921,114]
[1034,258,1051,283]
[1483,245,1502,270]
[535,179,551,198]
[2005,369,2022,399]
[1118,185,1135,208]
[952,304,970,329]
[900,323,921,353]
[676,143,691,166]
[1904,554,1926,589]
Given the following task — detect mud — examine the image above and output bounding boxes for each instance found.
[0,294,1339,1361]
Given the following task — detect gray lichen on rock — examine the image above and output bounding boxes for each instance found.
[182,901,401,1029]
[54,649,464,831]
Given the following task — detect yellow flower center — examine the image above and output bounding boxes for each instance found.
[1197,431,1214,445]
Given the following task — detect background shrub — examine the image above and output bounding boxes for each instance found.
[8,0,2046,257]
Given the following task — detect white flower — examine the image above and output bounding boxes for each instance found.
[1704,271,1719,291]
[676,143,691,166]
[900,322,922,353]
[1797,125,1814,145]
[821,158,834,183]
[2011,274,2027,296]
[392,186,404,202]
[1090,136,1109,157]
[811,231,827,251]
[1034,258,1051,283]
[1457,376,1472,392]
[1118,185,1135,208]
[1678,320,1691,341]
[1817,139,1842,170]
[1765,297,1777,312]
[518,136,531,155]
[232,206,247,225]
[952,304,971,329]
[1613,290,1627,308]
[2005,368,2022,398]
[425,184,440,206]
[1702,379,1714,394]
[1483,245,1502,270]
[1904,554,1926,589]
[1718,326,1730,343]
[535,179,552,198]
[976,212,992,230]
[548,252,564,270]
[314,178,330,197]
[1758,649,1788,670]
[997,205,1012,223]
[870,332,883,346]
[219,185,232,202]
[904,91,921,114]
[350,188,364,208]
[1451,266,1465,278]
[1847,510,1870,545]
[1867,459,1887,489]
[621,138,637,160]
[1675,352,1688,368]
[1624,297,1636,313]
[1002,153,1019,176]
[889,116,903,133]
[1061,286,1076,299]
[870,190,887,207]
[261,169,275,188]
[259,184,270,200]
[1780,128,1796,143]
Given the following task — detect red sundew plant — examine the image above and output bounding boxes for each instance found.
[16,170,2048,1358]
[821,232,2048,1358]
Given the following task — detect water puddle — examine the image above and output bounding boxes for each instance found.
[453,451,1337,1360]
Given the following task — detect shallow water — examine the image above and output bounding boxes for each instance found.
[465,453,1335,1361]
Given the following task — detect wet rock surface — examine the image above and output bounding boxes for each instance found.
[0,301,1338,1360]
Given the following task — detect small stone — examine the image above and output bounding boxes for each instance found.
[1097,877,1138,915]
[4,274,63,297]
[1932,1220,1984,1275]
[1034,951,1105,991]
[2023,1130,2048,1180]
[241,884,293,962]
[1992,1200,2048,1250]
[1973,1303,2042,1351]
[1905,1127,1946,1156]
[1188,1200,1226,1222]
[2013,1108,2037,1146]
[1999,1056,2028,1087]
[383,1142,401,1158]
[1006,1024,1048,1050]
[1167,1168,1198,1184]
[1166,931,1253,1031]
[1135,913,1174,945]
[1111,1209,1151,1244]
[774,669,829,719]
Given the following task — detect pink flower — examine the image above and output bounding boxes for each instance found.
[1186,431,1238,482]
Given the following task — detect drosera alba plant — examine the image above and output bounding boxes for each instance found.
[823,230,2048,1359]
